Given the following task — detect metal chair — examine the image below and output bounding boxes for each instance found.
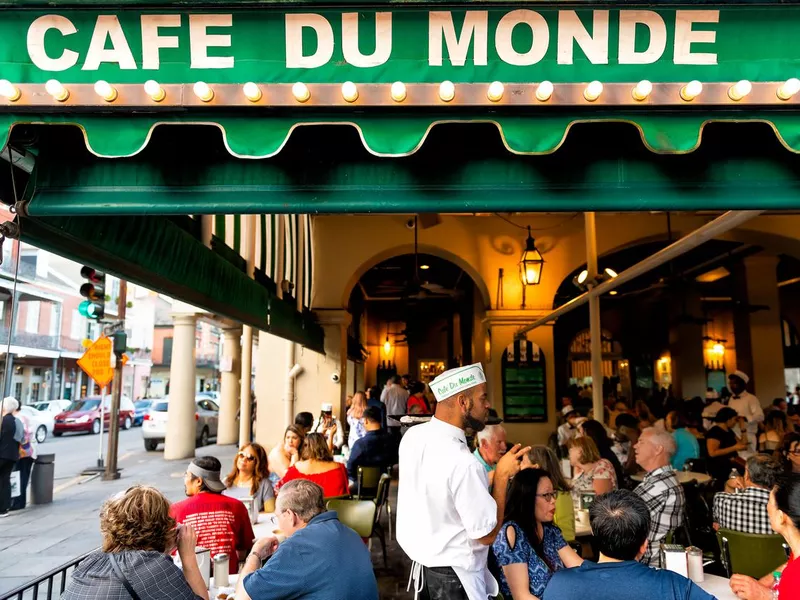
[356,466,382,500]
[370,473,392,567]
[717,528,788,578]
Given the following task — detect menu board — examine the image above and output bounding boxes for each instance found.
[502,340,547,423]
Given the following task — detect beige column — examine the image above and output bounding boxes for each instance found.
[255,331,290,446]
[743,255,785,402]
[164,314,198,460]
[669,289,707,400]
[217,326,242,445]
[239,325,254,447]
[315,310,352,420]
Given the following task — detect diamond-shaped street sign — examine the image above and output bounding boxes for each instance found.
[77,336,114,388]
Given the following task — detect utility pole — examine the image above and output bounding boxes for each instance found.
[104,280,127,481]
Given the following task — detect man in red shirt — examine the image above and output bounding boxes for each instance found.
[171,456,255,574]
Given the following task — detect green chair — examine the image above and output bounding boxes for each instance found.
[356,466,382,500]
[717,528,789,578]
[327,498,377,539]
[370,473,392,567]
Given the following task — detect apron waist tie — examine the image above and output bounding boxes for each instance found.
[407,561,424,600]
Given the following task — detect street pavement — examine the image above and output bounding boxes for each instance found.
[0,427,238,596]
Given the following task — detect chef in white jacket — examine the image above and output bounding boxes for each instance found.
[728,370,764,454]
[397,363,530,600]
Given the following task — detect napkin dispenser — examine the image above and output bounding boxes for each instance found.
[241,496,258,525]
[660,544,688,578]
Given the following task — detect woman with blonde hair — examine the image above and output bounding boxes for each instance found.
[224,442,274,512]
[267,424,304,485]
[63,485,208,600]
[277,432,349,498]
[568,436,617,502]
[346,391,368,449]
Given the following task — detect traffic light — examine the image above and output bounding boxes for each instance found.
[79,266,105,320]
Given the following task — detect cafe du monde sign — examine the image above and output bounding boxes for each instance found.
[1,7,797,83]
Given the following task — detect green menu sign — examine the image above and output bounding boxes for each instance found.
[1,7,799,84]
[502,340,547,423]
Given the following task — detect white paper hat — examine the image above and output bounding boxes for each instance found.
[321,403,333,412]
[430,363,486,402]
[731,370,750,385]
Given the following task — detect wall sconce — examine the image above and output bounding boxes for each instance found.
[383,335,392,354]
[519,226,544,286]
[712,342,725,356]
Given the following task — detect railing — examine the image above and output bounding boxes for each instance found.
[0,550,94,600]
[0,328,59,351]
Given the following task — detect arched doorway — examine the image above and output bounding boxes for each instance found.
[567,329,629,402]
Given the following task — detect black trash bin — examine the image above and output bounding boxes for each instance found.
[31,453,55,505]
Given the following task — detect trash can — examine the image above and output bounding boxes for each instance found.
[31,453,55,505]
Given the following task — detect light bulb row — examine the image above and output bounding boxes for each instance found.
[2,78,800,105]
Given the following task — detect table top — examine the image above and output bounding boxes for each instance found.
[696,574,735,600]
[252,512,279,540]
[631,470,712,484]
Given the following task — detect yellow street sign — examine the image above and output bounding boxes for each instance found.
[77,336,114,387]
[120,354,128,366]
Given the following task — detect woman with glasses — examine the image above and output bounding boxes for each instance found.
[492,468,583,600]
[224,442,274,512]
[782,433,800,474]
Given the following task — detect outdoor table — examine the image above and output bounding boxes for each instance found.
[631,471,712,485]
[574,519,592,537]
[252,512,279,540]
[696,574,736,599]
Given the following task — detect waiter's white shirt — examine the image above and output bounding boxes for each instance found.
[729,391,764,453]
[397,416,499,600]
[557,422,577,446]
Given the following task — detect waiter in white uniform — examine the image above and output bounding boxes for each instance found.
[397,363,530,600]
[728,370,764,454]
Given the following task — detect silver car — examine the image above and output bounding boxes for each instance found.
[141,396,219,451]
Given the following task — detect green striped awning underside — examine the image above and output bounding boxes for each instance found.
[5,111,800,158]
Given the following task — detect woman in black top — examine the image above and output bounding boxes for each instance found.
[706,407,747,485]
[0,397,21,517]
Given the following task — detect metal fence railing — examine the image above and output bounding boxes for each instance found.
[0,550,94,600]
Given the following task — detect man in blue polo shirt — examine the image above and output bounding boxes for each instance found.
[543,490,713,600]
[235,480,378,600]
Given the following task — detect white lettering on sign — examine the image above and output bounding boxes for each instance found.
[189,14,234,69]
[82,15,137,70]
[285,13,334,69]
[141,15,181,70]
[618,11,667,65]
[557,10,609,65]
[674,10,719,65]
[428,11,488,67]
[495,10,549,67]
[27,15,79,71]
[342,12,392,68]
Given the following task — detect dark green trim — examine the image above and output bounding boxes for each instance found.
[259,214,267,273]
[215,215,226,242]
[233,216,241,256]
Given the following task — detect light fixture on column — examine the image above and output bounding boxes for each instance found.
[584,81,603,102]
[383,335,392,354]
[728,80,752,102]
[632,80,653,101]
[712,342,725,356]
[519,226,544,286]
[243,82,262,102]
[487,81,504,102]
[144,80,166,102]
[0,80,20,102]
[94,80,117,102]
[439,80,455,102]
[342,81,358,103]
[391,81,407,102]
[193,81,214,102]
[573,267,617,290]
[45,79,69,102]
[292,82,310,103]
[778,78,800,101]
[535,81,554,102]
[680,80,703,102]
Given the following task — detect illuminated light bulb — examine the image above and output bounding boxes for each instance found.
[292,82,310,103]
[535,81,553,102]
[0,80,20,102]
[144,80,165,102]
[584,80,603,102]
[94,80,117,102]
[383,340,391,354]
[439,80,455,102]
[487,81,504,102]
[632,80,653,101]
[45,79,69,102]
[341,81,358,103]
[243,82,262,102]
[728,79,752,101]
[391,81,407,102]
[193,81,214,102]
[777,78,800,101]
[680,80,703,102]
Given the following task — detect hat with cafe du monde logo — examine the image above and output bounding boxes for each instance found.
[430,363,486,402]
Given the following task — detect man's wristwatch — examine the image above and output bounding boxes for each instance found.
[248,552,262,565]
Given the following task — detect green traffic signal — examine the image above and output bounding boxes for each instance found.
[80,265,106,320]
[78,300,104,320]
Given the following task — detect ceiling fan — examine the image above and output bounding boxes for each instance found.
[402,216,462,301]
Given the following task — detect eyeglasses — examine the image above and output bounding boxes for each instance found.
[237,452,256,462]
[536,492,558,502]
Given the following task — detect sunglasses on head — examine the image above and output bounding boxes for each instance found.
[237,452,256,462]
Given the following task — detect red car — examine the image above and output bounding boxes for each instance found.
[53,395,135,436]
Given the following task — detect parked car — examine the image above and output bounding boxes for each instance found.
[32,399,71,419]
[133,399,152,426]
[53,395,135,436]
[19,405,50,443]
[142,396,219,451]
[196,391,220,402]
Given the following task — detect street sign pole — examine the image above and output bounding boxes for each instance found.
[96,386,105,468]
[104,280,127,481]
[78,335,115,476]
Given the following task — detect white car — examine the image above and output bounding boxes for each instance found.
[32,399,71,418]
[19,405,51,443]
[142,396,219,451]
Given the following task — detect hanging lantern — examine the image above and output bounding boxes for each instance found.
[519,226,544,286]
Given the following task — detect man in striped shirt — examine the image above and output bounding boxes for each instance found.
[713,454,781,535]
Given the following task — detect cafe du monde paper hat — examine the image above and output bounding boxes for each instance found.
[431,363,486,402]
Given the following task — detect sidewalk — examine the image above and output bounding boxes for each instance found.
[0,444,238,595]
